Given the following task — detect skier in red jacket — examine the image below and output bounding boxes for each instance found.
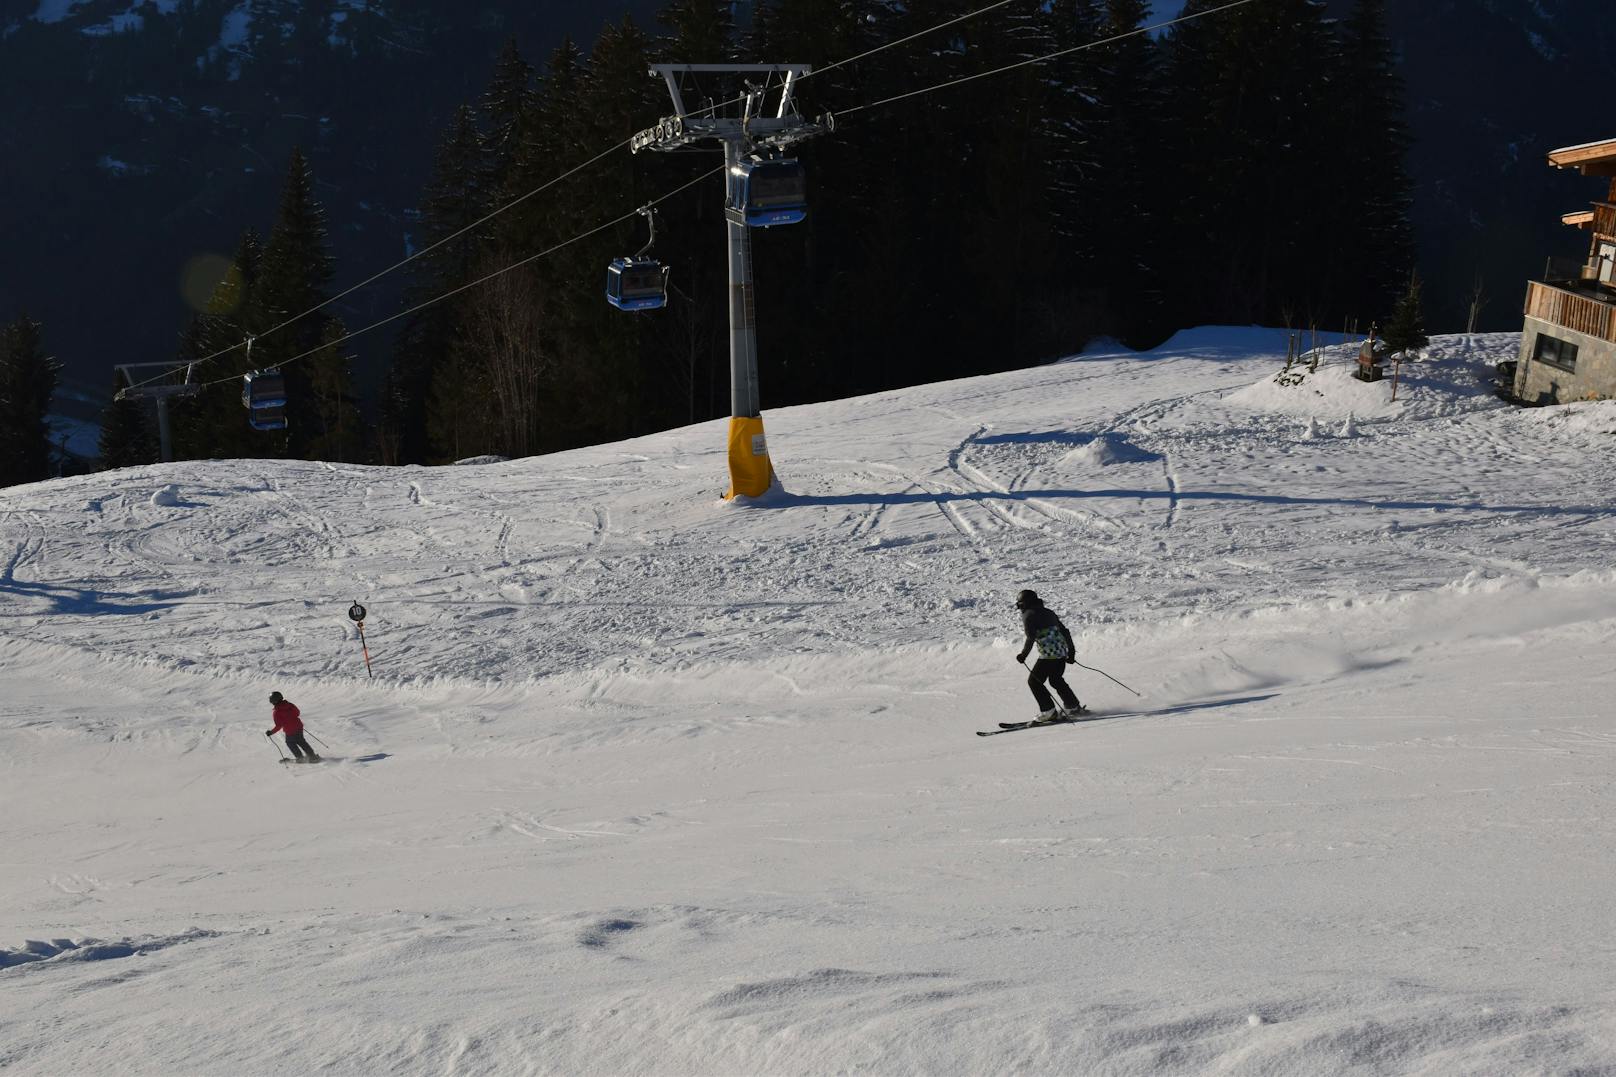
[265,691,319,762]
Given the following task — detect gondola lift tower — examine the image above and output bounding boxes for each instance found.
[630,64,827,499]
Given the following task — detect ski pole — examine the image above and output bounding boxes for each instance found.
[266,730,287,761]
[1072,660,1142,697]
[306,729,331,750]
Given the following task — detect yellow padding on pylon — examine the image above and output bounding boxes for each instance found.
[725,415,773,499]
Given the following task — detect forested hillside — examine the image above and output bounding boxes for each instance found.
[2,0,1610,473]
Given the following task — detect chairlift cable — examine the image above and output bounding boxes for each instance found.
[121,137,639,397]
[799,0,1020,85]
[190,165,725,392]
[124,0,1044,396]
[836,0,1259,119]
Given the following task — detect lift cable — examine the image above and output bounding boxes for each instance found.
[121,0,1028,397]
[801,0,1020,85]
[835,0,1259,119]
[185,166,725,393]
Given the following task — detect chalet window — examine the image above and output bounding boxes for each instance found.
[1533,333,1579,372]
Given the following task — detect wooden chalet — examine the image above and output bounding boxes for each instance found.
[1515,138,1616,402]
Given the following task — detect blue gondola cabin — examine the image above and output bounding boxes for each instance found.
[242,368,287,409]
[247,403,287,431]
[242,368,288,431]
[735,158,808,227]
[606,258,669,311]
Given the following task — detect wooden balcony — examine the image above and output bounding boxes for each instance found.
[1525,280,1616,343]
[1594,202,1616,238]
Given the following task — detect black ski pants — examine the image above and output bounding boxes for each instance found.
[1028,659,1079,713]
[285,731,316,759]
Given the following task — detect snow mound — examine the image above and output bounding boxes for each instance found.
[1223,337,1510,422]
[452,455,510,466]
[1060,432,1158,466]
[149,483,181,506]
[719,474,791,508]
[1522,399,1616,436]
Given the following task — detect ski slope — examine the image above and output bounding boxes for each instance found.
[4,328,1616,1074]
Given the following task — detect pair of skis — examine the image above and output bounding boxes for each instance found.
[977,708,1098,737]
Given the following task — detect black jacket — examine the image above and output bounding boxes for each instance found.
[1020,603,1075,661]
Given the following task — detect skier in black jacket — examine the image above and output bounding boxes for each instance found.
[1014,589,1082,722]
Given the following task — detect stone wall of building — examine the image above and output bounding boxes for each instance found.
[1515,316,1616,403]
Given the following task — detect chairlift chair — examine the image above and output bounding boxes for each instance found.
[606,207,672,311]
[734,157,807,227]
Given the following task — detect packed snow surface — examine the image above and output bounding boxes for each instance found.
[5,329,1616,1074]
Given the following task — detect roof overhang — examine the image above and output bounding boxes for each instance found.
[1548,138,1616,176]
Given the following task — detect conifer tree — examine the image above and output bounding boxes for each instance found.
[300,320,365,462]
[1030,0,1106,348]
[388,106,490,463]
[1382,271,1428,358]
[254,148,355,459]
[98,378,159,469]
[1088,0,1166,341]
[568,18,667,444]
[746,0,889,403]
[481,38,537,199]
[1337,0,1416,316]
[1039,0,1104,249]
[657,0,735,64]
[0,315,60,487]
[1162,0,1339,328]
[171,229,266,461]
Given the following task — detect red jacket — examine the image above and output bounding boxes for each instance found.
[269,701,303,735]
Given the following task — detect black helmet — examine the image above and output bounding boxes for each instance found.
[269,691,284,704]
[1015,589,1040,609]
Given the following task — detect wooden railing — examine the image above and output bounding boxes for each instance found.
[1525,280,1616,343]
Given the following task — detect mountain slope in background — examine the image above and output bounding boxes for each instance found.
[0,0,663,401]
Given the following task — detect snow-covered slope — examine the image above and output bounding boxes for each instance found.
[4,329,1616,1074]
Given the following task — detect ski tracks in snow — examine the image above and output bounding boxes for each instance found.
[1,511,47,587]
